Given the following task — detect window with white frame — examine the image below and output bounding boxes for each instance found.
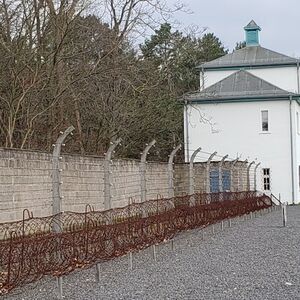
[262,168,270,191]
[261,110,269,132]
[297,112,300,134]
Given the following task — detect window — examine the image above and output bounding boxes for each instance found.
[262,168,270,191]
[261,110,269,132]
[297,112,300,134]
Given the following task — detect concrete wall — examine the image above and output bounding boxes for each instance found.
[0,148,249,223]
[0,149,172,222]
[0,149,53,222]
[60,154,105,213]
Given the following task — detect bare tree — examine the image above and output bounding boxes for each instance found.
[98,0,184,41]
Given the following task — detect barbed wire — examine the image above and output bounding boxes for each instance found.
[0,191,272,295]
[0,141,263,228]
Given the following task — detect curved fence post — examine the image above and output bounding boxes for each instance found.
[52,126,75,217]
[206,152,217,193]
[168,144,181,198]
[230,158,238,192]
[140,140,156,202]
[254,162,261,191]
[241,160,248,191]
[189,147,201,196]
[218,155,228,192]
[104,138,122,210]
[247,161,255,191]
[236,159,248,192]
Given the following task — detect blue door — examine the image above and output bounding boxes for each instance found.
[210,169,231,192]
[210,169,219,192]
[222,170,231,191]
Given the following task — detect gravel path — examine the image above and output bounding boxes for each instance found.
[4,206,300,300]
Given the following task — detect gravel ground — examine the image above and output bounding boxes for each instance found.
[3,206,300,300]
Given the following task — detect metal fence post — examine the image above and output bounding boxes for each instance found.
[230,158,238,192]
[282,202,287,227]
[206,152,217,193]
[254,162,261,191]
[218,155,228,202]
[140,140,156,202]
[238,159,248,191]
[189,147,201,196]
[168,144,181,198]
[218,155,228,192]
[52,126,75,217]
[279,193,281,210]
[57,276,63,299]
[104,138,122,210]
[95,263,101,282]
[247,161,255,191]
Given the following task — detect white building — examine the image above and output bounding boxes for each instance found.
[184,20,300,203]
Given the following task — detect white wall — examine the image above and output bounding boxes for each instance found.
[203,70,236,88]
[204,66,299,93]
[249,67,299,93]
[186,100,296,203]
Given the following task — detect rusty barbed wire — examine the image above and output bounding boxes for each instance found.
[0,191,272,295]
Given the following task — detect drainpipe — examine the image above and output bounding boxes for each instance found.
[200,67,205,91]
[184,100,190,162]
[289,95,295,204]
[297,60,300,93]
[199,68,201,91]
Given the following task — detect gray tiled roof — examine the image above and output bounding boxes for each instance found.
[200,46,298,69]
[244,20,260,30]
[185,70,294,101]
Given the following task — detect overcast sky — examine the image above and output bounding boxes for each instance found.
[168,0,300,57]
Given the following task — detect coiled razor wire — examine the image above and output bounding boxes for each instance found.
[0,191,272,295]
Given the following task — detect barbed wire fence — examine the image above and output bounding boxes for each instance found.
[0,192,273,296]
[0,127,263,223]
[0,126,275,297]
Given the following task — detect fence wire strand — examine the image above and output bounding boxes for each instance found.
[0,191,272,295]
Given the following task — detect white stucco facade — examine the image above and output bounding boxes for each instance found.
[203,66,300,93]
[185,100,300,203]
[185,21,300,203]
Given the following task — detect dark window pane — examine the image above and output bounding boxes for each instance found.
[262,111,268,131]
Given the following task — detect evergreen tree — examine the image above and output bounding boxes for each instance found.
[200,33,228,63]
[234,41,246,50]
[140,24,228,92]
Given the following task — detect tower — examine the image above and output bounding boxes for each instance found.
[244,20,261,46]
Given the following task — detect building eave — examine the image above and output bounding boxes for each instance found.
[196,62,298,71]
[184,95,300,105]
